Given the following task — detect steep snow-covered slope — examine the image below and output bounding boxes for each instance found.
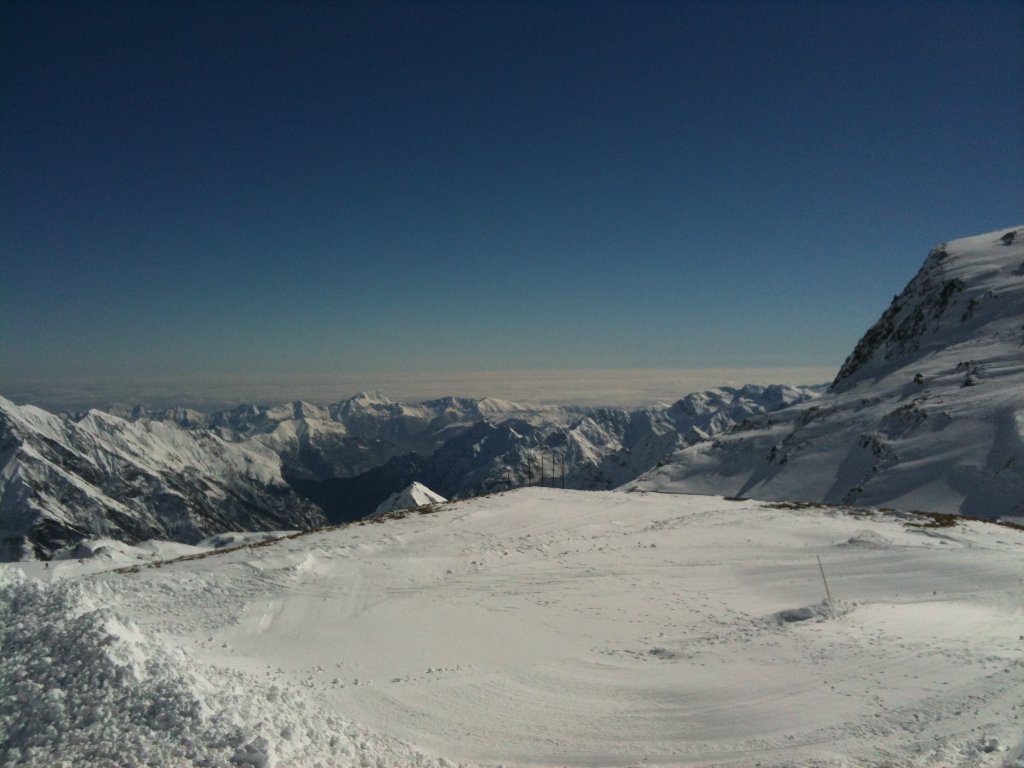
[5,489,1021,766]
[631,226,1024,521]
[372,481,447,516]
[584,384,822,488]
[0,396,324,560]
[130,399,377,481]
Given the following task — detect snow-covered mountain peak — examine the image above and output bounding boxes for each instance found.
[123,404,208,427]
[420,395,480,415]
[0,398,324,559]
[666,384,823,434]
[279,400,330,421]
[4,380,825,542]
[1,394,66,444]
[475,396,526,415]
[345,390,395,408]
[632,226,1024,521]
[833,225,1024,393]
[77,407,133,434]
[372,481,447,516]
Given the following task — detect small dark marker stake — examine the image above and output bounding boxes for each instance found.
[817,555,832,602]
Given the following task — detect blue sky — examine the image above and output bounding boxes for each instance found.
[2,0,1022,407]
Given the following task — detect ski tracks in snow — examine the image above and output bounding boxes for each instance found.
[9,489,1022,767]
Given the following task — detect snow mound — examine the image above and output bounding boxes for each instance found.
[0,571,462,768]
[768,600,849,625]
[50,537,210,563]
[839,530,895,548]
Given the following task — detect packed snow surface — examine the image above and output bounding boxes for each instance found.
[4,488,1022,767]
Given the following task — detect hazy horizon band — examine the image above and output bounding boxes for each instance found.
[2,367,837,412]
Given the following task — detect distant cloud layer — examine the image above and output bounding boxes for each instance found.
[3,367,837,412]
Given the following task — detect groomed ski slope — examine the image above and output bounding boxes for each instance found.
[4,488,1023,767]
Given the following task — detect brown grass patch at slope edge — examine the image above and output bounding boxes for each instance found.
[759,498,1024,532]
[109,502,452,575]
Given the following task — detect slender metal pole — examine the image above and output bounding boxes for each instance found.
[817,555,832,602]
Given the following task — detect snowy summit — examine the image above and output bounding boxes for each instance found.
[0,395,324,560]
[631,226,1024,522]
[372,481,447,516]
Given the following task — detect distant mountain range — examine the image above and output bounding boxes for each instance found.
[629,225,1024,523]
[0,397,324,560]
[5,224,1020,559]
[1,386,819,559]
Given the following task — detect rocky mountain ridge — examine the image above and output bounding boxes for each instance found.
[116,393,590,481]
[0,396,325,560]
[1,384,821,556]
[274,384,821,522]
[630,226,1024,522]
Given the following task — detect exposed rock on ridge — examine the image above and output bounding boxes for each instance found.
[629,226,1024,522]
[0,396,325,560]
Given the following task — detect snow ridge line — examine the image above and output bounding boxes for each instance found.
[106,502,455,576]
[102,494,1022,579]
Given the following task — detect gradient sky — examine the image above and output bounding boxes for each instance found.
[2,0,1022,407]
